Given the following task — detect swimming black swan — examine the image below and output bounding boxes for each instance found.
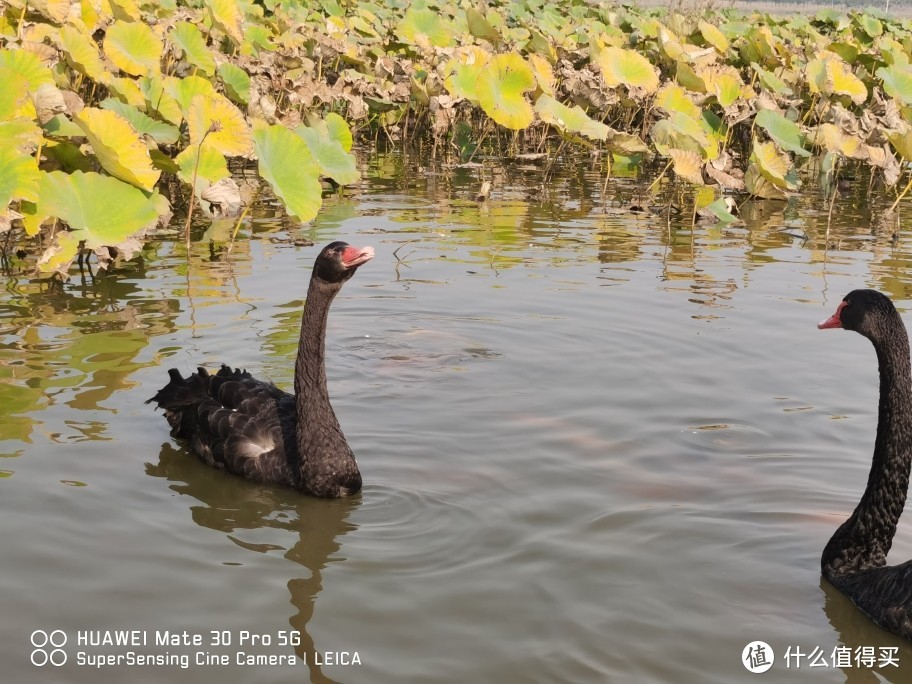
[148,241,374,498]
[818,289,912,638]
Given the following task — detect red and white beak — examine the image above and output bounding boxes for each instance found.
[341,245,375,269]
[818,301,847,329]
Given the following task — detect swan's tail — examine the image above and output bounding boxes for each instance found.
[146,367,215,438]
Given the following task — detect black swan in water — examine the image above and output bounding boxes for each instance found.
[818,289,912,638]
[148,241,374,498]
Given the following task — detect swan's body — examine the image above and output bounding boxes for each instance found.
[148,242,374,498]
[819,289,912,637]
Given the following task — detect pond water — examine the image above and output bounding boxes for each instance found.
[3,153,912,683]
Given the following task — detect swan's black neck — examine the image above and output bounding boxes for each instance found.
[823,317,912,578]
[292,276,361,497]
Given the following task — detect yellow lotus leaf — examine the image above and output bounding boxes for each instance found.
[109,0,142,21]
[597,46,660,95]
[528,53,555,97]
[30,0,70,23]
[107,77,146,108]
[668,148,704,185]
[815,123,866,159]
[59,25,108,83]
[826,59,867,105]
[140,75,183,125]
[534,94,608,140]
[0,48,54,91]
[187,93,252,158]
[752,140,791,189]
[745,164,787,199]
[167,75,218,116]
[103,20,162,77]
[443,47,491,103]
[74,108,160,191]
[655,83,701,120]
[207,0,245,43]
[475,52,535,130]
[699,20,729,54]
[887,130,912,161]
[657,25,686,62]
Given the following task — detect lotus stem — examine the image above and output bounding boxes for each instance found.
[889,170,912,214]
[646,160,674,195]
[227,189,258,255]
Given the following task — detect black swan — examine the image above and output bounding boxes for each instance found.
[148,241,374,498]
[818,289,912,638]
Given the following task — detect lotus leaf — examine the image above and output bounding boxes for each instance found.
[171,22,216,76]
[534,94,608,141]
[100,98,179,145]
[699,20,729,54]
[475,53,536,130]
[752,140,795,189]
[74,108,161,191]
[744,164,788,199]
[0,144,39,207]
[59,25,108,83]
[103,20,162,77]
[207,0,245,43]
[667,148,704,186]
[187,94,252,158]
[754,109,811,157]
[295,118,360,185]
[655,84,701,120]
[218,64,251,106]
[398,7,455,48]
[253,124,322,223]
[878,64,912,106]
[597,46,660,94]
[0,48,54,91]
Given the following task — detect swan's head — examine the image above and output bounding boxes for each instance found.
[313,241,375,284]
[818,289,899,336]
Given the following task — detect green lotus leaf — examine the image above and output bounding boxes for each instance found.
[139,75,183,125]
[597,46,660,94]
[218,63,251,105]
[295,117,359,185]
[0,143,39,207]
[476,52,535,130]
[878,64,912,106]
[534,94,608,141]
[466,8,500,44]
[42,114,85,138]
[167,75,218,116]
[103,20,162,76]
[655,83,701,120]
[325,112,353,153]
[99,98,179,145]
[175,144,229,200]
[675,62,706,93]
[651,119,705,158]
[244,25,276,54]
[74,108,161,191]
[43,141,94,173]
[711,73,742,108]
[27,171,166,269]
[829,42,859,64]
[253,124,322,223]
[444,49,488,104]
[207,0,245,43]
[702,197,738,223]
[187,93,252,158]
[856,14,883,39]
[751,63,792,96]
[398,7,455,48]
[754,109,811,157]
[170,22,216,76]
[59,25,108,83]
[0,48,54,91]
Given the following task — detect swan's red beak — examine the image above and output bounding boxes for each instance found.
[818,301,846,329]
[341,245,375,269]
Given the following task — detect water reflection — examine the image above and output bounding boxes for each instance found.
[821,579,908,684]
[146,444,358,684]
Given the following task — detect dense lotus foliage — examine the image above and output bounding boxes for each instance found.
[3,0,912,272]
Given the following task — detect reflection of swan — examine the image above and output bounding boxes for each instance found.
[818,290,912,639]
[147,443,359,683]
[821,578,907,684]
[148,242,374,497]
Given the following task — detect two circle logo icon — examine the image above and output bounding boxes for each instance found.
[31,630,67,666]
